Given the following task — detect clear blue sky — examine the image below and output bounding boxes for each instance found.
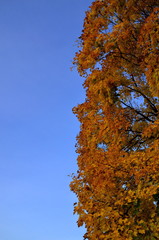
[0,1,92,239]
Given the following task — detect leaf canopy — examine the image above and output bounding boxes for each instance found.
[70,0,159,239]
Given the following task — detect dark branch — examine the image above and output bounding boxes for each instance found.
[119,99,155,123]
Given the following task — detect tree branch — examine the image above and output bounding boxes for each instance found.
[119,99,155,123]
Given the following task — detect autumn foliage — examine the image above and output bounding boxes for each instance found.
[70,0,159,239]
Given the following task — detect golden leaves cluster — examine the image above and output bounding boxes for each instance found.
[70,0,159,239]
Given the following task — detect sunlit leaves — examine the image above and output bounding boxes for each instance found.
[70,0,159,239]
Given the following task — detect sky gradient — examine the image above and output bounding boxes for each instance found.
[0,1,92,239]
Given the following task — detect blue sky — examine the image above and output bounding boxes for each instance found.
[0,1,92,239]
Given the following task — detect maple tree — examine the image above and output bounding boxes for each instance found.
[70,0,159,239]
